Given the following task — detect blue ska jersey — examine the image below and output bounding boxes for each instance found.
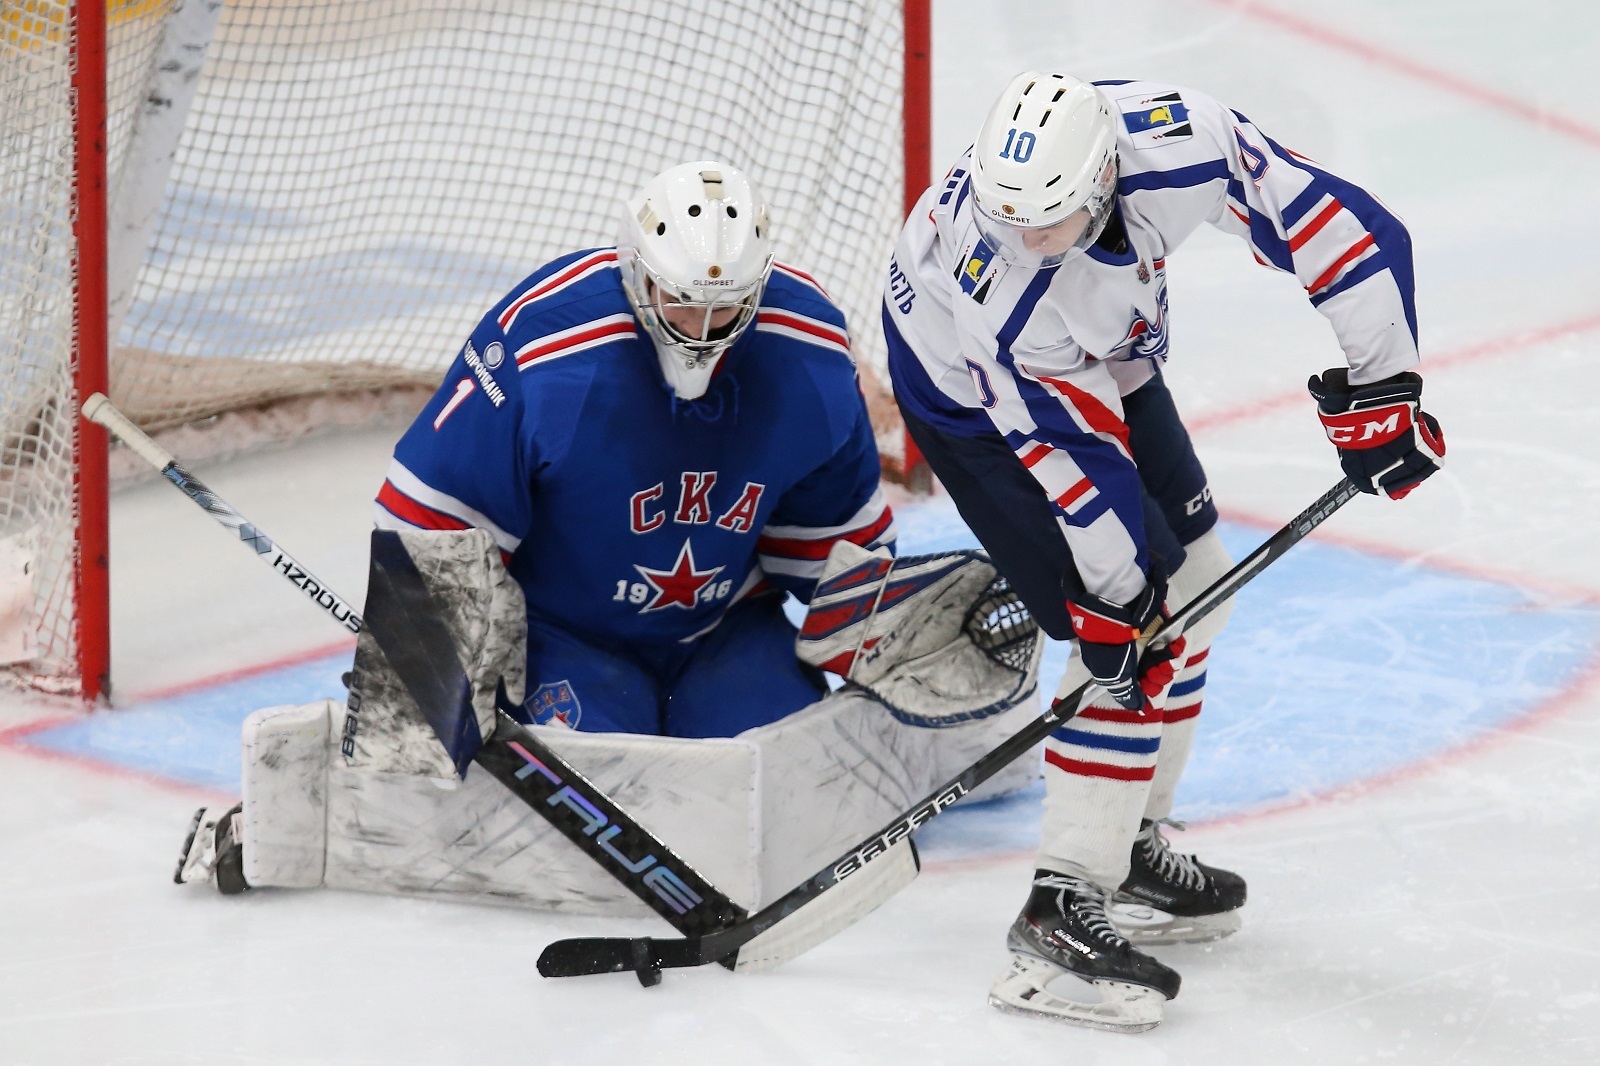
[377,249,895,647]
[884,79,1419,605]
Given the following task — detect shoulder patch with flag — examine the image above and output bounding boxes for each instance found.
[1117,90,1193,150]
[955,234,1005,304]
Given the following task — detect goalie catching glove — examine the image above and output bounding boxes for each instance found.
[796,542,1041,727]
[1307,368,1445,500]
[1066,567,1185,713]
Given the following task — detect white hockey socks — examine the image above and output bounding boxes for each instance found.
[1143,529,1233,823]
[1036,528,1235,887]
[1142,647,1205,823]
[1035,656,1163,889]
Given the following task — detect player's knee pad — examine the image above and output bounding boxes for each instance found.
[342,528,527,782]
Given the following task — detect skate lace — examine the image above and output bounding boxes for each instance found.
[1138,818,1206,891]
[1036,874,1128,948]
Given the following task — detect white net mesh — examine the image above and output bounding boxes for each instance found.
[2,0,912,687]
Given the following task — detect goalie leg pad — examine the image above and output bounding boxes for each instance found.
[239,700,337,889]
[747,683,1042,899]
[322,726,763,912]
[732,838,919,974]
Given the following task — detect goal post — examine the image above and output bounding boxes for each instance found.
[72,0,111,703]
[2,0,934,700]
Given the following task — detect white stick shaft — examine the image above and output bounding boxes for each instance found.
[81,392,176,472]
[81,393,363,634]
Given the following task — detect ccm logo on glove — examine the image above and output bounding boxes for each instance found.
[1307,368,1445,500]
[1319,408,1409,446]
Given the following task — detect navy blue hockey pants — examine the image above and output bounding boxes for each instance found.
[517,593,827,738]
[899,373,1218,642]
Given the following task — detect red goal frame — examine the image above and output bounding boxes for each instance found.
[66,0,934,703]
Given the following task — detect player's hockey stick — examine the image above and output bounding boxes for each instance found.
[84,392,915,979]
[80,394,743,942]
[536,475,1365,984]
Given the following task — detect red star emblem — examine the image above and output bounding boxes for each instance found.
[634,540,723,612]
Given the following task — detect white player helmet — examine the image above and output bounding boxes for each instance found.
[970,72,1120,268]
[618,161,775,400]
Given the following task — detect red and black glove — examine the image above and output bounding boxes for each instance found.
[1067,571,1187,712]
[1307,368,1445,500]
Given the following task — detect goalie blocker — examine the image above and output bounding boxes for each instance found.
[179,530,1043,924]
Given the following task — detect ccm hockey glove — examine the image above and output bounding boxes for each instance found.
[1307,368,1445,499]
[1066,571,1186,713]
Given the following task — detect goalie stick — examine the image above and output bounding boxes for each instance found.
[85,392,915,979]
[536,475,1365,984]
[80,395,741,953]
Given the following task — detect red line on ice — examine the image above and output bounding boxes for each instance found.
[921,644,1600,876]
[0,715,238,803]
[1198,0,1600,150]
[1183,310,1600,435]
[122,637,358,704]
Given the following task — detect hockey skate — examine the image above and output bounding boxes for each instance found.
[989,872,1180,1033]
[173,803,249,895]
[1110,819,1245,945]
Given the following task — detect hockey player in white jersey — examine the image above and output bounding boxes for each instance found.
[884,73,1445,1031]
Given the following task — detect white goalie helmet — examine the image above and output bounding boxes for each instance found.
[970,72,1120,268]
[618,161,776,400]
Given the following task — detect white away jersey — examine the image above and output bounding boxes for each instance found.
[884,79,1418,602]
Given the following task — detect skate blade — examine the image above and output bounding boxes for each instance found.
[173,807,220,885]
[987,955,1165,1034]
[1110,897,1242,945]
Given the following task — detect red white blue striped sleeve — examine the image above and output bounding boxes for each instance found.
[756,486,896,585]
[1208,111,1419,385]
[374,457,522,557]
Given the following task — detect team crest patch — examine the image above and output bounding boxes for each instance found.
[1117,90,1193,150]
[528,680,582,727]
[955,233,1005,304]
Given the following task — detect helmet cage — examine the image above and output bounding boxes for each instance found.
[626,253,770,368]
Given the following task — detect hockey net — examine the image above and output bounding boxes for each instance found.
[1,0,926,695]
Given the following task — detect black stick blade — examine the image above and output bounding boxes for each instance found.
[537,938,643,978]
[537,935,713,980]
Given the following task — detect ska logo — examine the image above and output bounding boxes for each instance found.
[630,473,766,534]
[527,680,582,728]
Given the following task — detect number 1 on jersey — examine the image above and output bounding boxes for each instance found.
[433,378,475,430]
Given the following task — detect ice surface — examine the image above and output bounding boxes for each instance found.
[4,1,1600,1061]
